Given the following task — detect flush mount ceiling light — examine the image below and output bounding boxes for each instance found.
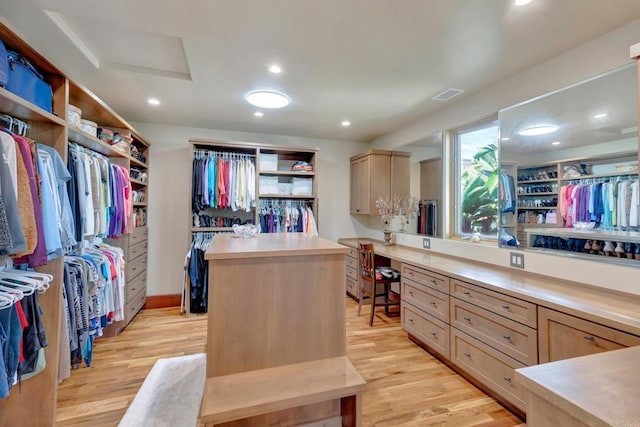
[254,112,264,117]
[269,64,282,74]
[552,141,561,145]
[245,90,290,109]
[518,125,559,136]
[501,137,510,141]
[593,113,608,119]
[147,98,160,106]
[341,120,351,127]
[514,0,533,6]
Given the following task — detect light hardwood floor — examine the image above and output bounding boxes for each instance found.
[56,299,524,426]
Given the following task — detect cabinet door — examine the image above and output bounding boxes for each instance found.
[538,307,640,363]
[350,157,370,214]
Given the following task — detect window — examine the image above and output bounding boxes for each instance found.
[454,119,499,237]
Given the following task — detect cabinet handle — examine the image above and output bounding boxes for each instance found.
[409,318,414,323]
[463,291,471,296]
[463,317,471,322]
[430,332,437,336]
[584,335,596,342]
[431,279,438,284]
[430,301,437,306]
[502,304,510,310]
[503,335,512,341]
[463,352,471,358]
[409,291,414,297]
[408,271,414,276]
[503,377,512,383]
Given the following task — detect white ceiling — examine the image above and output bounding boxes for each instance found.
[2,0,640,142]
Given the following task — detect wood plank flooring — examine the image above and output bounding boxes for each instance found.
[55,299,524,426]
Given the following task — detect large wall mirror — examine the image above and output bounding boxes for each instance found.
[397,132,444,238]
[498,62,639,266]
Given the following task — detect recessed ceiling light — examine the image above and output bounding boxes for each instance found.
[514,0,533,6]
[518,125,559,136]
[551,141,561,145]
[593,113,608,119]
[269,65,282,74]
[501,137,510,141]
[341,120,351,127]
[254,112,264,117]
[245,90,290,109]
[147,98,160,106]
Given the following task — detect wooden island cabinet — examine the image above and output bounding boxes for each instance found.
[200,234,365,426]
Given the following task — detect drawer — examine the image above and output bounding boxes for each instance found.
[126,270,147,301]
[347,247,358,258]
[126,254,147,280]
[451,298,537,366]
[402,302,449,359]
[345,255,357,270]
[125,286,146,324]
[130,226,148,246]
[539,307,640,363]
[402,278,449,323]
[346,265,358,281]
[450,328,526,412]
[402,264,449,294]
[451,279,537,328]
[129,240,148,260]
[346,277,359,297]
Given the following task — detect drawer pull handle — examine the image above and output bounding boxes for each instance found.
[584,336,596,342]
[430,301,437,306]
[463,352,471,358]
[463,317,471,322]
[409,291,414,297]
[503,335,512,341]
[503,377,512,383]
[463,291,471,295]
[430,332,437,336]
[502,305,510,310]
[431,279,437,284]
[409,271,414,276]
[409,318,414,323]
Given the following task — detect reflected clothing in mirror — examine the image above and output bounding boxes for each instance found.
[417,200,437,237]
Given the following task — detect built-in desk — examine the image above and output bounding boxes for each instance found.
[338,237,640,418]
[516,346,640,427]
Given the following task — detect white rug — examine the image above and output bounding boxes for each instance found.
[118,353,206,427]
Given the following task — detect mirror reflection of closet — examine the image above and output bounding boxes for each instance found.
[399,132,444,238]
[499,62,639,266]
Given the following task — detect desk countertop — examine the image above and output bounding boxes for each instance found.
[206,233,348,260]
[338,237,640,336]
[515,346,640,427]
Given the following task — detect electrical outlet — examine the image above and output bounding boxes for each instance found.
[423,238,431,249]
[510,252,524,269]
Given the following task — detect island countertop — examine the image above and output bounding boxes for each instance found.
[206,233,349,260]
[515,346,640,427]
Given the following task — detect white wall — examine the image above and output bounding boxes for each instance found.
[360,20,640,296]
[131,122,369,296]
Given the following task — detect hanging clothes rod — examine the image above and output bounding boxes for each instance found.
[194,148,255,158]
[0,113,30,137]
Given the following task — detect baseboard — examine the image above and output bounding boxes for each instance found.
[144,294,181,309]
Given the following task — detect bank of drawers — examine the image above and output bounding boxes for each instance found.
[124,227,148,324]
[345,247,359,298]
[401,264,451,358]
[451,328,527,412]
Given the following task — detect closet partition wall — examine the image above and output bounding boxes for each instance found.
[0,21,153,424]
[185,139,318,314]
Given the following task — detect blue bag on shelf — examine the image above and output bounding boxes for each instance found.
[0,39,7,87]
[6,50,52,112]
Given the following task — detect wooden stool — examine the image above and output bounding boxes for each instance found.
[199,356,366,426]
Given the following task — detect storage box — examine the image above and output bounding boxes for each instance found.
[291,177,313,195]
[80,119,98,137]
[259,176,278,194]
[67,104,82,127]
[278,183,292,195]
[259,154,278,171]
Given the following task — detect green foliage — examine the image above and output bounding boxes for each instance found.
[460,143,498,234]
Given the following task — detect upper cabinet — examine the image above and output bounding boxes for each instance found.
[350,150,409,215]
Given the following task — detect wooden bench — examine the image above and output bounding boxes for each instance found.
[199,356,366,426]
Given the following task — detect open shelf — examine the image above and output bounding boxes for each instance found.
[0,87,66,125]
[129,156,148,168]
[525,227,640,243]
[132,202,148,207]
[191,227,234,232]
[517,178,557,184]
[68,127,129,158]
[517,192,557,196]
[518,206,557,210]
[559,171,638,182]
[258,170,315,177]
[527,247,640,268]
[130,178,148,186]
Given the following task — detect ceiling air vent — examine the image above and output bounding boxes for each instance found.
[432,88,464,101]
